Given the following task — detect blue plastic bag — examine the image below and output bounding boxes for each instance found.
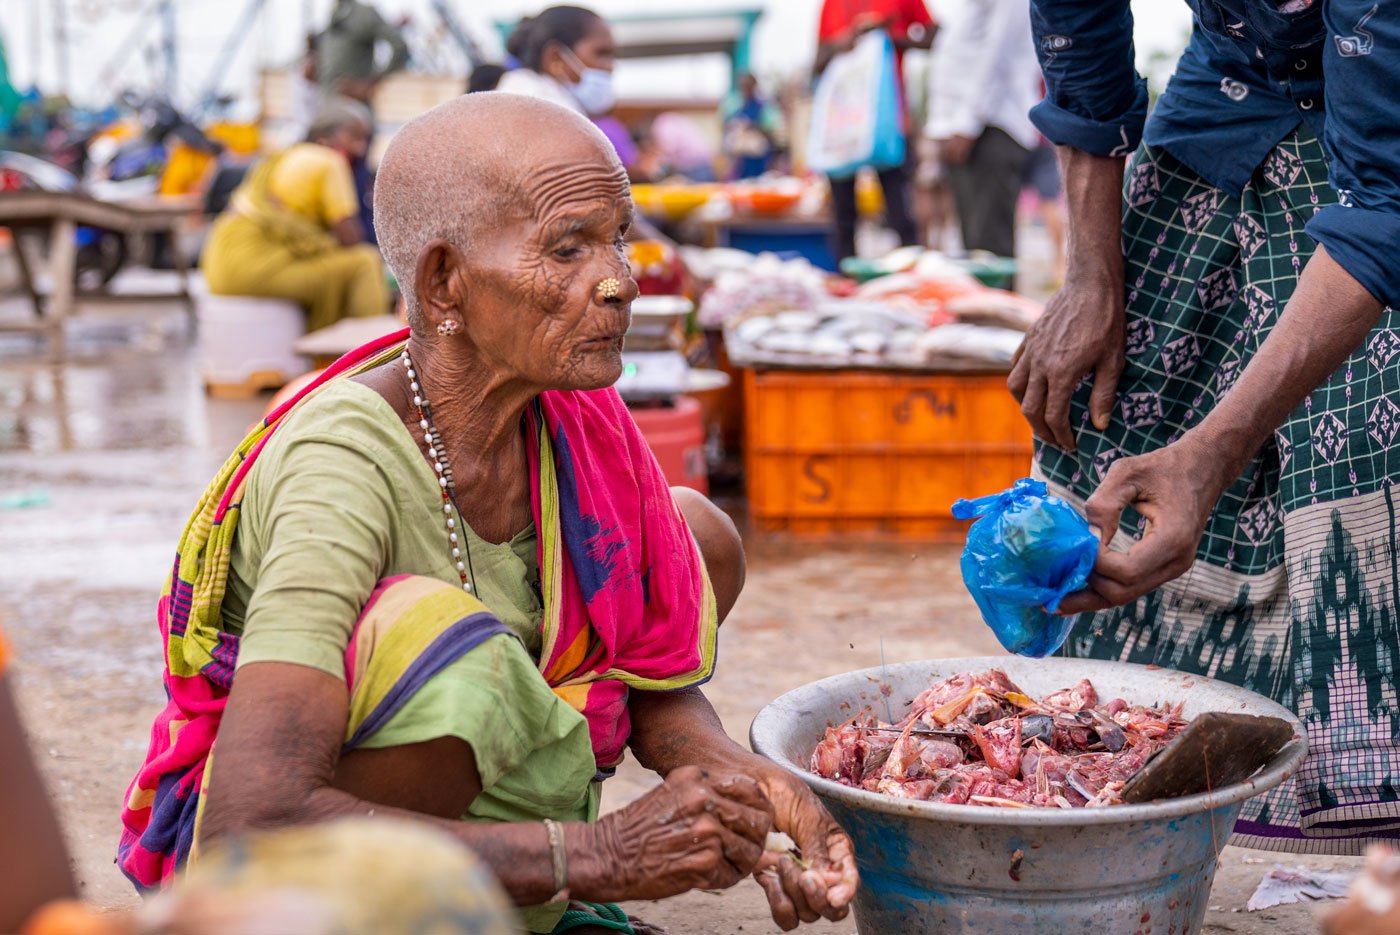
[951,478,1099,658]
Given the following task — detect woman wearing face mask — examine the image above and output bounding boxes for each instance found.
[201,97,389,333]
[497,6,617,118]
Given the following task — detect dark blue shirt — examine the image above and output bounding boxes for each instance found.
[1029,1,1400,307]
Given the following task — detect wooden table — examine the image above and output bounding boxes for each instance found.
[292,314,405,368]
[0,190,200,355]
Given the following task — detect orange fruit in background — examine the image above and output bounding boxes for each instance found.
[20,900,129,935]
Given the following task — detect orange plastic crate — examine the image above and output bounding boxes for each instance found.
[743,369,1033,539]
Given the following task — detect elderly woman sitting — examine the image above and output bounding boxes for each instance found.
[200,98,388,332]
[119,94,856,934]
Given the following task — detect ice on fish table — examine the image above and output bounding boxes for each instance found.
[732,316,776,343]
[913,324,1025,363]
[848,331,887,354]
[774,310,822,331]
[808,334,853,357]
[755,331,818,353]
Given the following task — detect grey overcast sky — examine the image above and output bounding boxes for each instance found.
[0,0,1194,111]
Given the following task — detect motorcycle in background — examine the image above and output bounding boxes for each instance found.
[0,92,223,288]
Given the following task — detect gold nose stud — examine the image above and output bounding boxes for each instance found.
[595,277,622,301]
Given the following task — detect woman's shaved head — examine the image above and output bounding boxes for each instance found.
[375,92,637,394]
[373,92,624,330]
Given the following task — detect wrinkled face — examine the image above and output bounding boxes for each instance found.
[456,140,635,391]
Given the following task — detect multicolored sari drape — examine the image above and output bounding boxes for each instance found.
[118,327,717,890]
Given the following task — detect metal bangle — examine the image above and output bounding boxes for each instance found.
[543,818,569,901]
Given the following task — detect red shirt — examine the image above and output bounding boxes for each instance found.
[817,0,935,84]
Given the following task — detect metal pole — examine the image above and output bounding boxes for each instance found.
[94,0,166,94]
[193,0,268,119]
[161,0,177,101]
[52,0,69,97]
[430,0,485,69]
[30,0,44,89]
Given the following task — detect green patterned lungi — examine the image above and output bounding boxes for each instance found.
[1038,127,1400,854]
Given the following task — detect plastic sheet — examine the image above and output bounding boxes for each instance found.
[951,478,1098,657]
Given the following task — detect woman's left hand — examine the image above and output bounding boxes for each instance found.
[750,765,858,930]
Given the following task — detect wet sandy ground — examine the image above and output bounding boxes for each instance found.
[0,299,1356,934]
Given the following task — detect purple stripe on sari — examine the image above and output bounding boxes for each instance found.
[1234,818,1312,840]
[341,612,511,752]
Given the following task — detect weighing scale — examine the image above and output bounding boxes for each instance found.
[617,294,692,403]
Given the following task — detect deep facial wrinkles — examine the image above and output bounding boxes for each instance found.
[531,162,630,222]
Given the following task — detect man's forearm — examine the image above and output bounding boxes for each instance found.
[1060,147,1126,283]
[1185,245,1383,488]
[628,687,753,776]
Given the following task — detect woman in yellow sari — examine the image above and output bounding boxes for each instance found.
[201,98,388,331]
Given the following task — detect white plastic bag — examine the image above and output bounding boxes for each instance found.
[806,31,906,178]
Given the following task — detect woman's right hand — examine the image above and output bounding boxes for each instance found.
[581,766,775,902]
[1008,267,1126,452]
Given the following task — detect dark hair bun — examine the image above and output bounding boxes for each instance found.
[505,15,536,61]
[505,6,601,72]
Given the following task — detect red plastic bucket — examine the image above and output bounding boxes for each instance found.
[630,396,708,494]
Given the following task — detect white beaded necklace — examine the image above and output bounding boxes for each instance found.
[401,346,478,594]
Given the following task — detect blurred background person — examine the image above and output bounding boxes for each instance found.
[467,63,506,94]
[290,32,322,140]
[912,136,959,251]
[721,71,783,179]
[647,110,718,181]
[814,0,935,262]
[200,99,388,333]
[315,0,408,245]
[497,7,647,180]
[1021,135,1066,286]
[924,0,1040,261]
[316,0,409,107]
[907,56,958,251]
[497,6,616,117]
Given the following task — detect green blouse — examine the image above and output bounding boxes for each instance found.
[219,378,598,932]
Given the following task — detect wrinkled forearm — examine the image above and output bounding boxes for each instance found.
[628,687,755,777]
[1061,147,1126,285]
[1184,245,1383,491]
[202,666,615,908]
[210,777,615,906]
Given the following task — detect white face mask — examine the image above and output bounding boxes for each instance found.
[559,46,615,115]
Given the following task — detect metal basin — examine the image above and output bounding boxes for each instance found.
[750,657,1307,935]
